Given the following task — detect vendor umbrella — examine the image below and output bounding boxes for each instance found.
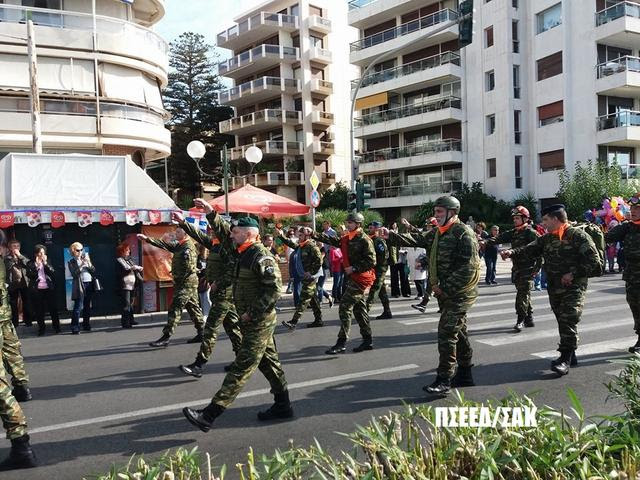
[209,184,310,216]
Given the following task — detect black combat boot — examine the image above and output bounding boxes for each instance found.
[352,336,373,352]
[180,356,206,378]
[376,310,393,319]
[182,403,225,432]
[551,351,578,367]
[411,303,427,313]
[629,335,640,354]
[0,434,37,471]
[451,365,475,387]
[121,314,131,329]
[187,329,203,344]
[306,320,324,328]
[423,376,451,395]
[149,333,171,348]
[11,385,32,402]
[282,320,297,330]
[326,338,346,355]
[550,350,574,376]
[257,391,294,421]
[524,315,535,328]
[513,316,525,332]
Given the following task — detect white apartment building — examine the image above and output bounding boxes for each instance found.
[0,0,170,167]
[350,0,640,220]
[216,0,357,203]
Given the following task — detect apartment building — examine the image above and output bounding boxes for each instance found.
[217,0,357,203]
[350,0,640,220]
[0,0,170,167]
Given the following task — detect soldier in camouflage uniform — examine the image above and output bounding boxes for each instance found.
[0,231,36,471]
[2,323,31,402]
[137,228,204,348]
[172,208,243,378]
[277,226,323,329]
[605,194,640,353]
[387,196,480,395]
[183,216,291,431]
[483,206,541,332]
[366,222,392,320]
[503,204,600,376]
[313,212,376,354]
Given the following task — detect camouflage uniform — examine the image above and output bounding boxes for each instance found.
[366,235,391,313]
[145,237,203,337]
[314,229,376,342]
[512,225,600,352]
[180,218,242,363]
[487,226,541,322]
[605,221,640,334]
[279,235,322,325]
[2,323,28,389]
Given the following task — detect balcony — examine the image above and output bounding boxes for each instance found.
[219,109,302,135]
[313,141,335,156]
[596,56,640,96]
[368,180,462,208]
[218,45,299,79]
[311,110,334,126]
[308,15,331,34]
[0,4,168,74]
[309,46,332,64]
[229,141,303,161]
[352,51,461,96]
[350,9,458,66]
[596,110,640,146]
[217,12,298,50]
[218,77,300,108]
[310,79,333,96]
[230,171,304,189]
[358,139,462,174]
[595,1,640,49]
[321,172,336,184]
[354,96,462,138]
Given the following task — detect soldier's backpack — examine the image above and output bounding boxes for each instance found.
[569,223,606,277]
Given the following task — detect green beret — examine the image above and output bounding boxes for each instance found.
[233,216,259,228]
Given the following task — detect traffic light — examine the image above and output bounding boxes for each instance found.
[356,180,372,211]
[347,190,357,212]
[458,0,474,48]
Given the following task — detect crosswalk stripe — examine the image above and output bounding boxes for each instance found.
[606,369,622,376]
[531,337,633,359]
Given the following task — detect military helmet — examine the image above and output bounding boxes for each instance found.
[346,212,365,224]
[511,205,530,218]
[434,195,461,212]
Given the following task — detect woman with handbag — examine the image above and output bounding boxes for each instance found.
[116,242,143,329]
[68,242,98,334]
[26,244,60,336]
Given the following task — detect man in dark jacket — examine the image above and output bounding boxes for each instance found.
[367,222,392,319]
[4,242,32,328]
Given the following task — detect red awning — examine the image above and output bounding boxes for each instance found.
[209,184,310,216]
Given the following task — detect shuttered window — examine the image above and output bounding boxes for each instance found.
[539,149,564,172]
[538,100,564,126]
[537,51,563,80]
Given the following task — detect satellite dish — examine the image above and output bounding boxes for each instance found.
[245,145,263,164]
[187,140,206,160]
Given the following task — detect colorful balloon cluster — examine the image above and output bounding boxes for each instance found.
[584,196,630,226]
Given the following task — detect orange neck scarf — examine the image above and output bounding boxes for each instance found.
[211,238,220,245]
[552,223,569,240]
[178,237,189,245]
[437,218,456,235]
[299,239,309,247]
[237,239,256,253]
[515,223,528,231]
[346,228,360,241]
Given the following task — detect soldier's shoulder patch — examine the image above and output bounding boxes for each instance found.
[376,242,386,252]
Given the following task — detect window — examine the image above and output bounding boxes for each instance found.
[539,149,564,172]
[514,110,521,143]
[486,114,496,135]
[538,100,563,126]
[537,3,562,34]
[512,0,518,7]
[290,4,300,16]
[485,26,494,48]
[487,158,497,178]
[513,65,520,98]
[512,21,519,53]
[485,70,495,91]
[537,51,563,80]
[310,35,323,48]
[515,156,523,188]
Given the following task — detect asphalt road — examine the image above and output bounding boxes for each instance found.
[1,262,635,479]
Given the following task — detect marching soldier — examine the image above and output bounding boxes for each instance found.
[138,228,204,348]
[183,215,292,431]
[502,204,600,376]
[367,222,392,320]
[276,226,323,329]
[484,206,541,332]
[313,212,376,354]
[605,193,640,353]
[172,207,243,378]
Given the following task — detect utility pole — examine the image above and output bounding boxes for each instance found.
[27,20,42,154]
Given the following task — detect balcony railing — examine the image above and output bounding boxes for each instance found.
[218,45,299,75]
[351,51,461,89]
[596,1,640,26]
[218,77,300,104]
[597,110,640,130]
[597,55,640,78]
[229,141,303,160]
[322,172,336,183]
[371,180,462,199]
[217,12,298,45]
[359,139,462,164]
[355,96,461,127]
[310,46,332,61]
[313,141,335,154]
[350,9,458,52]
[309,15,331,30]
[230,171,304,189]
[348,0,378,10]
[312,111,335,123]
[219,109,301,133]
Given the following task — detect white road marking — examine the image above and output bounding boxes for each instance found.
[531,338,633,359]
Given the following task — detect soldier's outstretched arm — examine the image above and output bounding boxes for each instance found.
[511,235,543,259]
[312,231,340,247]
[605,222,628,244]
[179,218,216,250]
[145,237,177,253]
[277,233,297,249]
[487,229,513,246]
[388,230,420,248]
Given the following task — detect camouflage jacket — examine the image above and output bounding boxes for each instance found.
[314,229,375,273]
[0,256,10,323]
[279,235,322,275]
[146,237,199,287]
[487,225,542,275]
[605,221,640,283]
[371,235,389,272]
[512,225,600,282]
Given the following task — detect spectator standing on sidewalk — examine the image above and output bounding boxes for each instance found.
[4,241,32,327]
[27,245,60,335]
[115,243,143,329]
[484,226,500,285]
[68,242,98,334]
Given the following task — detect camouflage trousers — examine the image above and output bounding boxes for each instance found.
[436,292,477,380]
[338,277,371,340]
[212,310,287,409]
[625,281,640,334]
[547,279,587,352]
[514,273,534,319]
[0,320,27,440]
[366,269,390,311]
[162,285,204,337]
[291,279,322,324]
[2,321,29,387]
[196,290,242,364]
